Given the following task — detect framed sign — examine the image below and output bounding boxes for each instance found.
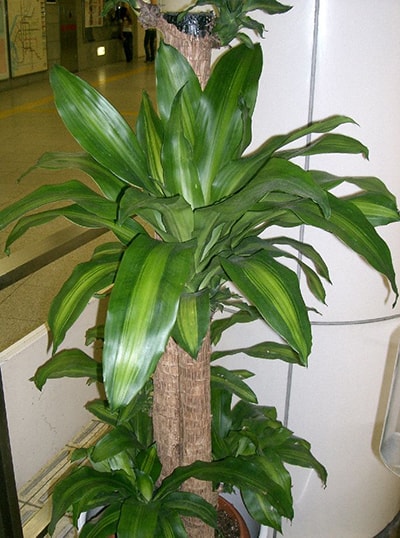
[8,0,48,77]
[85,0,103,28]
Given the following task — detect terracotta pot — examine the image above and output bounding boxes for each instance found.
[218,496,251,538]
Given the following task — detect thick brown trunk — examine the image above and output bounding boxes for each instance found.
[140,3,219,535]
[152,336,216,538]
[138,0,219,89]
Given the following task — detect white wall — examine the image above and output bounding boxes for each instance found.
[0,300,101,489]
[219,1,400,536]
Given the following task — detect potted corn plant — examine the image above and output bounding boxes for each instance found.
[1,1,399,536]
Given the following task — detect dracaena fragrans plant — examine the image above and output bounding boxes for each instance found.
[1,1,399,536]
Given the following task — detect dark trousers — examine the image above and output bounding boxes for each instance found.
[144,29,156,61]
[122,32,133,62]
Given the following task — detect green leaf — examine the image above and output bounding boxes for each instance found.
[28,151,126,201]
[79,504,120,538]
[221,250,311,364]
[135,91,164,185]
[241,488,284,531]
[157,511,188,538]
[50,65,153,192]
[91,426,142,462]
[49,243,122,351]
[3,204,140,253]
[276,436,327,484]
[277,133,369,160]
[212,341,302,365]
[292,194,399,302]
[195,43,262,203]
[48,467,134,534]
[211,365,257,403]
[345,193,400,226]
[119,189,194,242]
[243,0,292,15]
[155,41,201,124]
[103,234,194,409]
[200,158,331,244]
[310,170,400,225]
[211,306,260,345]
[163,491,217,528]
[32,349,102,390]
[161,87,205,208]
[0,180,117,232]
[85,399,119,426]
[310,169,395,196]
[172,290,210,358]
[136,445,162,484]
[211,385,234,444]
[268,236,331,281]
[211,115,358,200]
[117,499,160,538]
[236,236,328,304]
[157,456,293,518]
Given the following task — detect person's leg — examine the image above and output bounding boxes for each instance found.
[124,32,133,62]
[149,30,156,61]
[144,30,151,62]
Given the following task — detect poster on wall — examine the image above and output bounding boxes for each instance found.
[8,0,48,77]
[85,0,103,28]
[0,0,9,79]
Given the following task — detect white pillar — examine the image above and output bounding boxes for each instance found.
[243,0,400,536]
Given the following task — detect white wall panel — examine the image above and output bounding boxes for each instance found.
[0,300,101,489]
[250,1,400,536]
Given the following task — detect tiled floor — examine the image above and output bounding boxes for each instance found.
[0,58,156,352]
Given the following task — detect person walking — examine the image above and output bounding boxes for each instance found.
[118,3,133,62]
[144,28,156,62]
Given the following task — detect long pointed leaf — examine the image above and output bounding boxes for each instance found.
[172,290,210,358]
[135,91,164,184]
[211,342,302,365]
[158,511,188,538]
[118,500,160,538]
[211,365,257,403]
[157,456,293,517]
[292,194,399,302]
[48,467,134,534]
[79,504,120,538]
[50,65,153,192]
[211,115,358,200]
[195,43,262,203]
[4,204,140,252]
[277,133,369,160]
[162,87,205,207]
[28,151,126,201]
[243,0,291,13]
[163,491,217,528]
[0,180,117,232]
[241,488,284,531]
[221,250,311,364]
[32,349,102,390]
[49,243,123,350]
[156,41,201,123]
[103,234,194,409]
[91,426,142,462]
